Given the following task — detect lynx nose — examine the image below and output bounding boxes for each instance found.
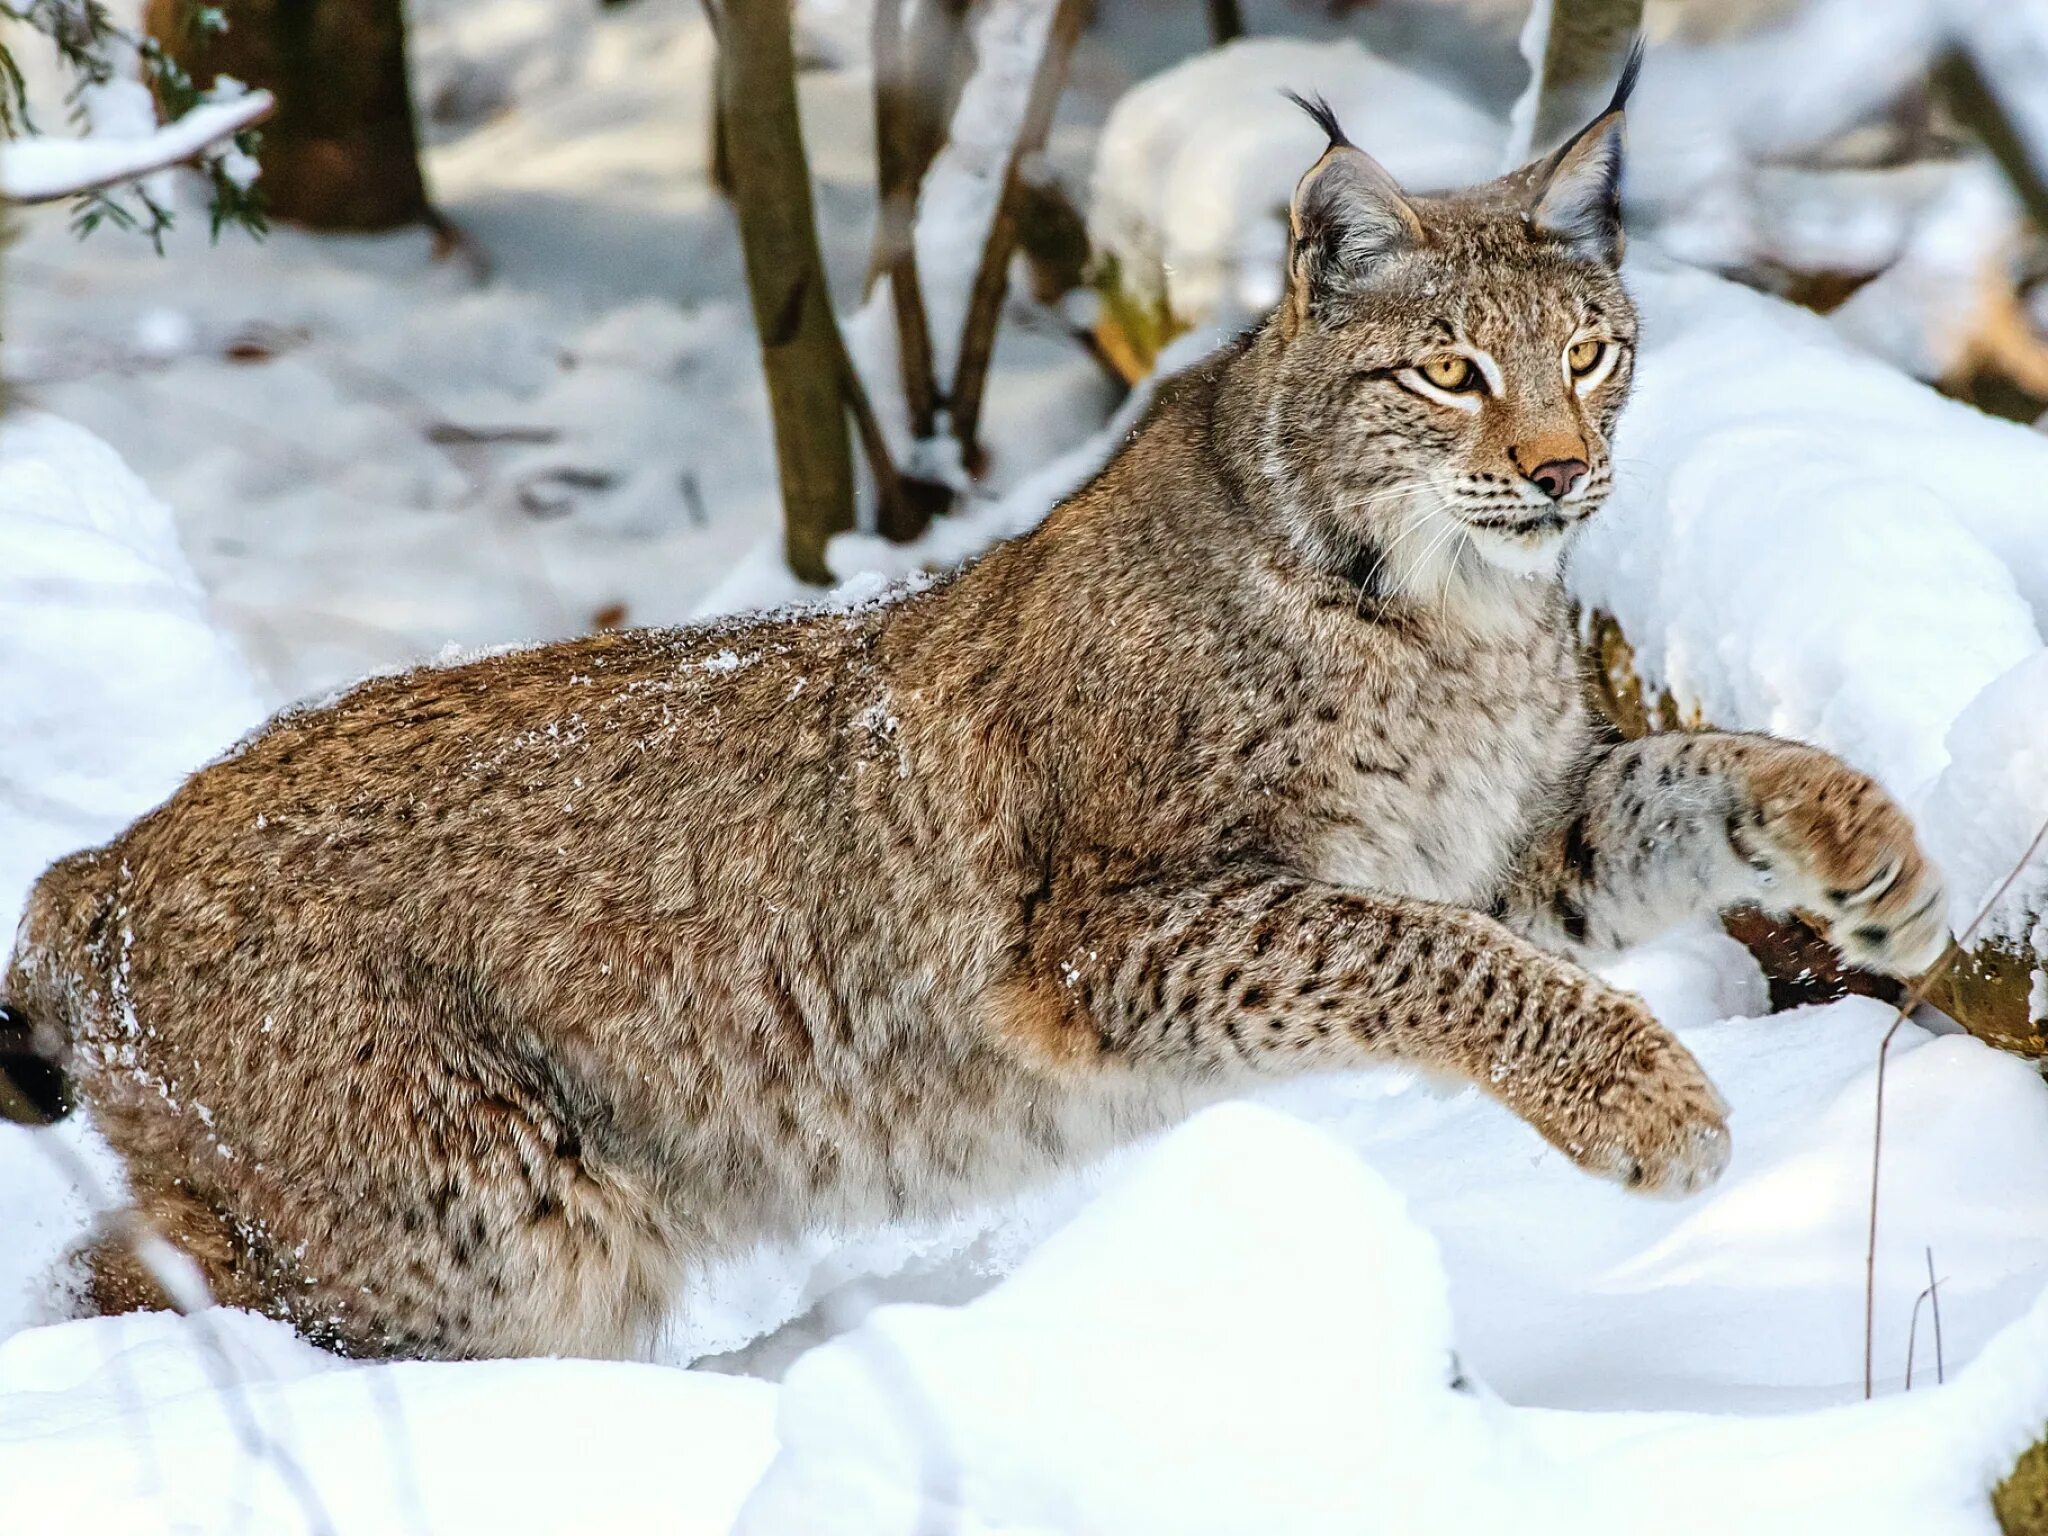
[1525,458,1589,501]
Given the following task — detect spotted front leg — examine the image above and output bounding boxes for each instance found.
[1000,869,1731,1196]
[1500,731,1949,979]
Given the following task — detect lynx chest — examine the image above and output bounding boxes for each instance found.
[1292,596,1586,907]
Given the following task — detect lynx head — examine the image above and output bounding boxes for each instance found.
[1262,52,1641,591]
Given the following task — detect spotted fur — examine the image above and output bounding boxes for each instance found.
[0,86,1941,1359]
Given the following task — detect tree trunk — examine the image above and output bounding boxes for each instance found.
[144,0,430,231]
[1205,0,1244,46]
[714,0,857,584]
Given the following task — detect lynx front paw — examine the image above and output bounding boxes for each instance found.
[1743,751,1950,979]
[1536,1000,1730,1198]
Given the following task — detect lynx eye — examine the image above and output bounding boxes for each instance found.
[1419,353,1478,392]
[1567,338,1605,377]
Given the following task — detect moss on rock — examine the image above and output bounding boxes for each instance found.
[1996,1431,2048,1535]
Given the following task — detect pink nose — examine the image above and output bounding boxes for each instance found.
[1526,458,1589,500]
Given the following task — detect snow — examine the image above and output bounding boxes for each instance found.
[0,411,265,929]
[740,1099,2048,1535]
[5,0,1108,706]
[6,2,2048,1530]
[1919,653,2048,942]
[2,64,269,205]
[1829,160,2018,382]
[0,1309,778,1534]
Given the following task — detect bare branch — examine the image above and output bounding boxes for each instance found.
[949,0,1088,474]
[900,0,977,199]
[835,325,919,545]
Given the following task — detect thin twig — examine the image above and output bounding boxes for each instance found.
[1904,1279,1931,1389]
[1901,1252,1946,1391]
[1928,1244,1946,1386]
[1865,813,2048,1397]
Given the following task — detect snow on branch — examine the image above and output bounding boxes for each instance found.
[1,87,272,203]
[1,1,269,245]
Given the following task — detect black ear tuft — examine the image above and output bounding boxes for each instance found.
[1285,131,1422,324]
[1606,36,1645,118]
[1282,89,1353,151]
[1525,42,1641,265]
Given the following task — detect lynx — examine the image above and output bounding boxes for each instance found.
[2,68,1945,1360]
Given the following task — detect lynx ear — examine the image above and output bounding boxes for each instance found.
[1283,92,1422,323]
[1526,42,1641,266]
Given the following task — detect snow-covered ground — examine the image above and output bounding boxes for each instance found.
[8,978,2048,1530]
[6,0,2048,1529]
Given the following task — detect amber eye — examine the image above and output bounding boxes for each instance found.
[1567,338,1605,377]
[1419,353,1478,392]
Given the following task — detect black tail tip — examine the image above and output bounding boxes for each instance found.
[1282,89,1353,151]
[0,1003,73,1126]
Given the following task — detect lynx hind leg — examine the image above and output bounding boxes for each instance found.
[70,1164,676,1361]
[1740,745,1949,978]
[67,1183,267,1323]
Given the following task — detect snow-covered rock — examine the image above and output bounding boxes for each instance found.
[1089,38,1504,326]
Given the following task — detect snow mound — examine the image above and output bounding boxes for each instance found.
[0,1307,776,1534]
[1920,652,2048,944]
[736,1103,1546,1535]
[0,412,265,928]
[1089,38,1504,324]
[740,1100,2048,1535]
